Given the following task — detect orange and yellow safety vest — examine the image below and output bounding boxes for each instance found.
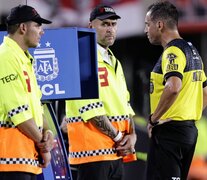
[0,36,43,174]
[65,48,136,164]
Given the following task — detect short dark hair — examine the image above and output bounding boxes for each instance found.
[7,24,20,34]
[147,1,178,28]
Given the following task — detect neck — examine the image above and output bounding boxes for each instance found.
[98,43,108,50]
[161,29,181,48]
[8,34,28,51]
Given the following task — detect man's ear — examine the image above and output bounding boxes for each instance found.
[88,22,92,28]
[156,21,163,30]
[19,23,27,34]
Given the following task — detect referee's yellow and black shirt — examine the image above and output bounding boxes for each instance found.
[0,36,43,174]
[150,39,207,121]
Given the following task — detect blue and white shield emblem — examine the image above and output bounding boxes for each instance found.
[33,47,59,82]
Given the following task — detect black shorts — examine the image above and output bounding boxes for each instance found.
[0,172,36,180]
[146,120,198,180]
[76,159,124,180]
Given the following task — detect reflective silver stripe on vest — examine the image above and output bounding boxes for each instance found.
[0,157,39,166]
[79,102,103,114]
[65,116,82,123]
[0,121,43,132]
[0,121,15,128]
[66,115,130,124]
[108,115,130,122]
[8,104,29,118]
[69,148,116,158]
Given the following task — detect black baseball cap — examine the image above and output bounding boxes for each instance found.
[6,5,52,25]
[90,4,121,22]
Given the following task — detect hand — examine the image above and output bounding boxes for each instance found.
[147,118,172,138]
[60,116,68,134]
[36,130,54,153]
[115,133,137,156]
[39,152,51,168]
[147,123,153,138]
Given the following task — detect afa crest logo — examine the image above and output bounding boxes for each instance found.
[33,41,59,82]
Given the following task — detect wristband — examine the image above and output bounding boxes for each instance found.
[113,131,122,142]
[149,114,159,126]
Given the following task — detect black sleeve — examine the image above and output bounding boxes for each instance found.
[163,71,183,85]
[203,80,207,88]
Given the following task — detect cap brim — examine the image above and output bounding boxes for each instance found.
[33,17,52,24]
[97,14,121,20]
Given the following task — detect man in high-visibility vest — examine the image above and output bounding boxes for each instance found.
[0,5,54,180]
[65,4,137,180]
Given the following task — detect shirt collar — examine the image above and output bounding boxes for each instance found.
[4,36,33,64]
[97,44,112,66]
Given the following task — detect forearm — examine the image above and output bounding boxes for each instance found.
[203,86,207,110]
[129,116,137,145]
[90,115,118,139]
[152,89,178,121]
[17,118,43,143]
[43,114,50,132]
[36,114,54,152]
[129,116,136,135]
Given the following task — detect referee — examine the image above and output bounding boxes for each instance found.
[144,1,207,180]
